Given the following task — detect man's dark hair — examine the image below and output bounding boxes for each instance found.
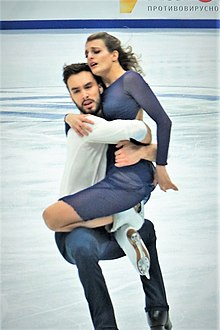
[63,63,103,87]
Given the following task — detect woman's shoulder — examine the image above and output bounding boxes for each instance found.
[123,70,144,81]
[123,70,147,86]
[124,70,140,77]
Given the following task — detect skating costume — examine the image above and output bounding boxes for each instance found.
[59,71,171,220]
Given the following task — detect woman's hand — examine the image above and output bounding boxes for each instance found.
[115,141,157,167]
[65,113,94,137]
[154,165,178,192]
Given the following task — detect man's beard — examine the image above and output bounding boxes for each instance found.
[78,105,102,117]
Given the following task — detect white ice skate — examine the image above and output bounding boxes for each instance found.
[108,204,144,233]
[114,224,150,278]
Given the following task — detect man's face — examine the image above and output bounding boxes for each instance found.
[67,71,102,115]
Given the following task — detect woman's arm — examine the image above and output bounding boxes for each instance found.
[125,72,171,166]
[124,72,178,192]
[135,109,152,144]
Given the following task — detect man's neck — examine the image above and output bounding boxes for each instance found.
[96,108,104,118]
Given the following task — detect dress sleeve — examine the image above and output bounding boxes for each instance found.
[124,72,172,165]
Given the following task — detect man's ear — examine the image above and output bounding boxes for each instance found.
[98,84,104,94]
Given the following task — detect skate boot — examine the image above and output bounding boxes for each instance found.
[114,225,150,278]
[109,205,144,232]
[134,200,145,220]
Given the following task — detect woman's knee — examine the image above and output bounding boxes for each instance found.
[42,202,65,231]
[42,204,59,231]
[42,201,79,231]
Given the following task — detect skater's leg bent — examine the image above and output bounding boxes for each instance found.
[56,228,119,329]
[43,169,152,232]
[56,215,113,232]
[43,200,113,232]
[42,200,82,231]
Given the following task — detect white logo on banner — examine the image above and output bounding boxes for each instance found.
[120,0,219,19]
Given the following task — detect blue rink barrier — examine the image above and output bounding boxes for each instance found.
[0,19,219,30]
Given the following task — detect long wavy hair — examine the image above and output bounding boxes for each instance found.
[86,32,143,74]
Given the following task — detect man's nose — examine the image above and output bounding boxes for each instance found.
[81,90,89,99]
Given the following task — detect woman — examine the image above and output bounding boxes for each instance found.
[85,32,177,191]
[43,32,177,232]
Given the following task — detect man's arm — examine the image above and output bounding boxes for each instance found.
[64,113,151,145]
[64,112,152,144]
[64,113,94,137]
[83,115,151,145]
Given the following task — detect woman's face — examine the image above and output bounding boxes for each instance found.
[85,39,117,77]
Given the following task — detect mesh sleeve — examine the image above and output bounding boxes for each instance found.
[124,72,172,165]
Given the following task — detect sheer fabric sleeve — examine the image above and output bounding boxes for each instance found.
[124,72,172,165]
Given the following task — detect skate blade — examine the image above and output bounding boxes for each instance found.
[127,229,150,278]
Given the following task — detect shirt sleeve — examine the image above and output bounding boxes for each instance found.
[124,72,172,165]
[86,115,147,144]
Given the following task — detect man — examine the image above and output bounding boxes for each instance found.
[54,63,172,330]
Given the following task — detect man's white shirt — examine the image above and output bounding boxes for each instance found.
[59,115,147,197]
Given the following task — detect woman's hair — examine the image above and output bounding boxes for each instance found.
[86,32,143,74]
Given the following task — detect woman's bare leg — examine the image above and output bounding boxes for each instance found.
[56,215,113,232]
[42,200,113,232]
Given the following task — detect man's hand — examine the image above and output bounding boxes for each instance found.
[65,113,94,137]
[115,141,157,167]
[154,165,178,192]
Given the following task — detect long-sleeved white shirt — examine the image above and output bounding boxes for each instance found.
[59,115,147,197]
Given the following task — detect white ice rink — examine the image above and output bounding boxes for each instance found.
[1,29,219,329]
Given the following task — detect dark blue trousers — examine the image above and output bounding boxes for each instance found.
[55,220,169,330]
